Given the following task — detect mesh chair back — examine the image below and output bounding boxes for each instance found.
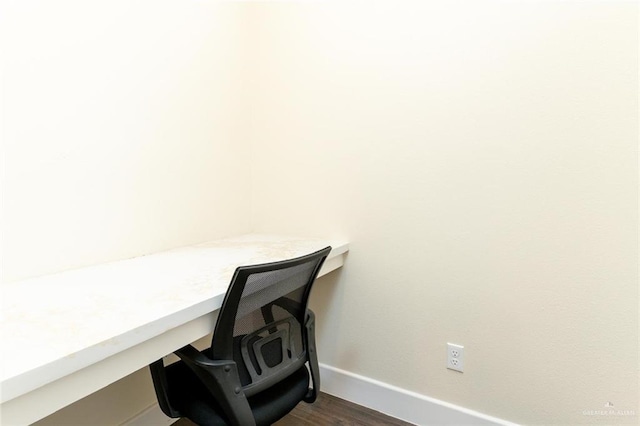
[211,247,331,396]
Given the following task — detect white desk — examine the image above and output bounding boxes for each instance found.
[0,234,348,425]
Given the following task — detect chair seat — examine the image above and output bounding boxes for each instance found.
[165,355,310,426]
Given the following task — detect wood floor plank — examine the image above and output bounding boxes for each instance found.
[274,392,413,426]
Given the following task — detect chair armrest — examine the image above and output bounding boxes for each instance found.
[304,309,321,403]
[149,359,182,418]
[175,344,225,367]
[174,345,257,426]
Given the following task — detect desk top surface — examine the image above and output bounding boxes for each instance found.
[0,234,348,403]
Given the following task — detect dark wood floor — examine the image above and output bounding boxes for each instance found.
[174,392,413,425]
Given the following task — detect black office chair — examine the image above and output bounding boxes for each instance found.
[149,247,331,426]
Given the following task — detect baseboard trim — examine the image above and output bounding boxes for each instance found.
[319,363,516,426]
[122,365,516,426]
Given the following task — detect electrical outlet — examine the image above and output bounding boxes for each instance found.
[447,343,464,372]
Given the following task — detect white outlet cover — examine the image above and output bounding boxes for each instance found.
[447,343,464,372]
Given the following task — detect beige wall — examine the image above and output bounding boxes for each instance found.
[247,2,638,425]
[3,1,638,425]
[1,0,251,283]
[2,1,250,424]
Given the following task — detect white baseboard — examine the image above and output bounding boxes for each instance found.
[319,363,517,426]
[123,364,516,426]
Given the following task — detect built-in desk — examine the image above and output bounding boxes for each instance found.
[0,234,348,425]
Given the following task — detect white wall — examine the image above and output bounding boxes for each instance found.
[1,0,251,283]
[1,1,251,424]
[247,2,638,425]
